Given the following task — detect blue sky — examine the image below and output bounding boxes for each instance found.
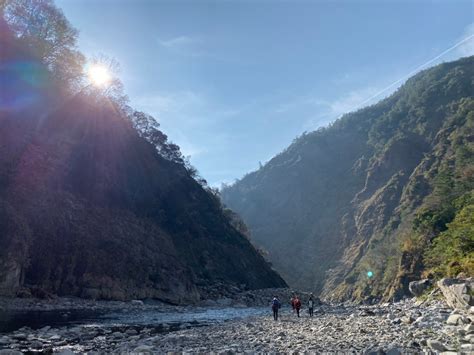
[56,0,473,186]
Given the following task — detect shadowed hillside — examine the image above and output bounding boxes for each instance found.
[0,7,286,303]
[222,56,474,301]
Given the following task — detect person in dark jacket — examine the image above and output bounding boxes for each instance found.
[271,296,281,321]
[308,294,314,317]
[293,295,301,317]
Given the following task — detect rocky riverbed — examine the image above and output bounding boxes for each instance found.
[1,296,473,354]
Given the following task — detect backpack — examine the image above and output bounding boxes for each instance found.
[272,299,280,309]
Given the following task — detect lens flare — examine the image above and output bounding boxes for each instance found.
[367,271,374,278]
[88,64,111,87]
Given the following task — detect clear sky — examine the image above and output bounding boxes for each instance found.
[56,0,473,187]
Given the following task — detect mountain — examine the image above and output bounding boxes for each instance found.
[221,56,474,301]
[0,18,286,303]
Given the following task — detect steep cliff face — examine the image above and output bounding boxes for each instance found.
[0,30,286,303]
[222,57,474,301]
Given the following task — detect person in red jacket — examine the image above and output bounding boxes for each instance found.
[294,295,302,317]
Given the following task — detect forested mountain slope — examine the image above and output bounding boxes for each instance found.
[222,56,474,301]
[0,6,286,303]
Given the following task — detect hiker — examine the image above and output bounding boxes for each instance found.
[294,295,301,317]
[271,296,281,321]
[308,293,314,317]
[290,294,296,313]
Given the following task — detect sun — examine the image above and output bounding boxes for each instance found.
[88,64,111,87]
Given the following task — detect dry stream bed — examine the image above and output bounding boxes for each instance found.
[0,297,473,354]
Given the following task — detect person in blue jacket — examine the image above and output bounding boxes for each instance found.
[271,296,281,321]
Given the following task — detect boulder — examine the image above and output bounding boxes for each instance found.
[216,297,233,306]
[125,329,138,336]
[437,278,474,310]
[465,324,474,333]
[446,314,468,325]
[12,333,26,340]
[427,339,447,352]
[31,340,43,349]
[0,351,24,355]
[56,350,76,355]
[200,299,218,307]
[409,279,432,297]
[401,315,414,324]
[133,345,154,354]
[460,344,474,352]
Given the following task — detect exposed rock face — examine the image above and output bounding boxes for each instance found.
[0,260,22,296]
[222,56,474,301]
[438,278,474,310]
[0,30,286,303]
[409,279,432,297]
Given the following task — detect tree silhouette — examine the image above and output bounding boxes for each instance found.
[2,0,84,89]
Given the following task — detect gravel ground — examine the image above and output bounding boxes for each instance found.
[1,298,473,354]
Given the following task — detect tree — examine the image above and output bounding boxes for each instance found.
[424,202,474,277]
[129,111,184,164]
[2,0,85,89]
[83,54,129,110]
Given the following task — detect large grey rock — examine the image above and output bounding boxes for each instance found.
[200,299,218,307]
[0,350,24,355]
[11,333,26,340]
[446,314,466,325]
[460,344,474,352]
[133,345,154,354]
[409,279,432,297]
[437,278,474,310]
[55,350,76,355]
[216,297,232,306]
[427,339,447,352]
[30,340,43,349]
[401,315,414,324]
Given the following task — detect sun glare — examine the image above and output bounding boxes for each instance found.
[88,64,111,87]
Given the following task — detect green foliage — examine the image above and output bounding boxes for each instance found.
[424,199,474,277]
[409,98,474,279]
